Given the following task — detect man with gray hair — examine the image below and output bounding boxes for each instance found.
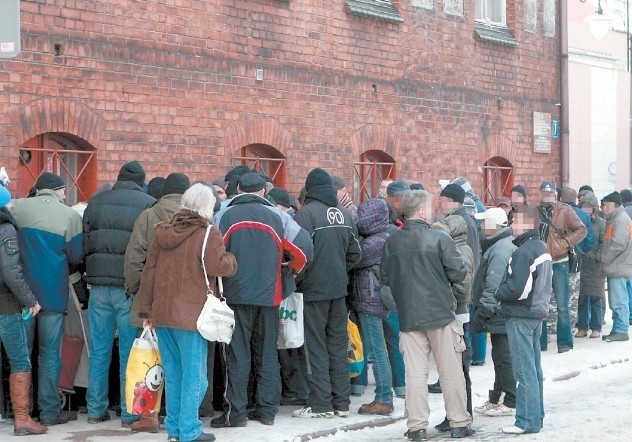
[381,190,474,440]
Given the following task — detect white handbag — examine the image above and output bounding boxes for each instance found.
[277,292,304,349]
[196,225,235,344]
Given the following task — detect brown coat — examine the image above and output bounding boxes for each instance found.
[138,210,237,331]
[545,202,588,261]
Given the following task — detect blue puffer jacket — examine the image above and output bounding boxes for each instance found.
[349,198,390,316]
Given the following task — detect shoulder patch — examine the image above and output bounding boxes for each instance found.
[3,237,18,255]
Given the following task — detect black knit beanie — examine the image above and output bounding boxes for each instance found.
[578,185,594,193]
[117,161,146,187]
[305,168,333,191]
[162,173,190,196]
[602,191,622,206]
[511,184,527,199]
[620,189,632,204]
[440,183,465,204]
[35,172,66,191]
[267,188,293,208]
[147,177,165,199]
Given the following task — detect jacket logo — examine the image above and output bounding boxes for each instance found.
[326,207,344,225]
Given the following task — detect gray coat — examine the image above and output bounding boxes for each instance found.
[579,214,606,297]
[601,206,632,279]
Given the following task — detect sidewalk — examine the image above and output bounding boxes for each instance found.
[1,322,629,441]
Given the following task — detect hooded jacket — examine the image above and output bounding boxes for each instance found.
[349,198,390,316]
[214,193,313,307]
[381,219,466,332]
[432,216,474,315]
[11,189,84,313]
[495,230,553,320]
[294,193,361,302]
[138,210,237,330]
[84,181,156,287]
[470,227,516,334]
[600,206,632,279]
[125,193,183,327]
[0,209,37,315]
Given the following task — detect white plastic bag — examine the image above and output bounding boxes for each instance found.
[277,292,304,349]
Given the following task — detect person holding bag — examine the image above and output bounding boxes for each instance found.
[138,183,237,442]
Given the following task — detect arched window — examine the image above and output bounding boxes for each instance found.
[18,133,97,204]
[353,150,396,202]
[482,156,514,206]
[232,144,286,188]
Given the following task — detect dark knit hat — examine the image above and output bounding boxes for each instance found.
[162,173,190,196]
[117,161,146,187]
[511,184,527,199]
[579,185,594,193]
[331,176,345,191]
[440,183,465,204]
[147,177,165,199]
[211,176,226,190]
[267,188,293,209]
[620,189,632,204]
[305,168,332,191]
[386,179,410,197]
[238,172,266,193]
[539,180,556,193]
[35,172,66,191]
[410,183,425,191]
[225,165,250,184]
[602,191,622,206]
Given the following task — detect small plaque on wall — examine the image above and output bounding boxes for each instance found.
[533,112,552,153]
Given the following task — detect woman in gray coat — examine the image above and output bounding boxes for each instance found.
[576,194,606,339]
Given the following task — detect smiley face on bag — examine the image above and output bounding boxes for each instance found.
[145,362,164,392]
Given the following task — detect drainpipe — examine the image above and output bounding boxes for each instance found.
[560,0,570,186]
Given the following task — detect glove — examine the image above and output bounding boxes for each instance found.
[72,279,90,309]
[0,167,10,187]
[477,304,495,320]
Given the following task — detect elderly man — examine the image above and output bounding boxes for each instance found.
[381,190,473,441]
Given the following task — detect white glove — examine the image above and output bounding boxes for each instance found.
[0,167,10,187]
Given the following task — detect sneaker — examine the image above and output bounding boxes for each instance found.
[167,437,180,442]
[404,429,428,441]
[334,409,350,417]
[427,380,441,394]
[574,330,588,338]
[590,331,601,339]
[502,425,526,434]
[558,347,571,353]
[87,412,111,424]
[606,332,630,342]
[292,407,334,418]
[209,414,247,428]
[474,401,499,414]
[483,404,515,417]
[451,426,476,438]
[358,401,393,416]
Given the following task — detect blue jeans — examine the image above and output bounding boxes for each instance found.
[626,279,632,320]
[468,304,487,363]
[506,317,544,433]
[607,277,630,334]
[0,313,31,373]
[156,327,208,441]
[87,286,138,422]
[383,311,405,396]
[25,311,65,420]
[576,296,602,332]
[552,261,572,350]
[358,313,393,403]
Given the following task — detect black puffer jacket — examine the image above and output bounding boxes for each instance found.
[83,181,155,287]
[0,208,37,314]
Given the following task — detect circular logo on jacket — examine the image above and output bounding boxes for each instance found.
[327,207,344,225]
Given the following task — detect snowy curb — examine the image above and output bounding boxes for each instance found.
[292,415,405,441]
[552,357,631,382]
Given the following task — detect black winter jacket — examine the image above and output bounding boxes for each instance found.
[294,198,361,301]
[381,219,467,332]
[496,230,553,320]
[0,209,37,314]
[83,181,155,287]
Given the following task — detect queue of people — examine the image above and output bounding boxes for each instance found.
[0,162,631,442]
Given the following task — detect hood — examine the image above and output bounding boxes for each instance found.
[357,198,389,237]
[0,207,18,229]
[154,209,209,250]
[451,176,476,198]
[432,216,467,246]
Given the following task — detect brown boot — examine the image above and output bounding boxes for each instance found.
[130,413,160,433]
[357,401,394,416]
[10,372,48,436]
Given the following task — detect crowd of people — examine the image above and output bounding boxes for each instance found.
[0,161,631,442]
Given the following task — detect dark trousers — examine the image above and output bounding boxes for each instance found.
[279,347,309,399]
[302,297,350,413]
[225,305,280,423]
[489,333,516,408]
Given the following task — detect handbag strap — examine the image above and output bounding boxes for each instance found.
[201,224,224,299]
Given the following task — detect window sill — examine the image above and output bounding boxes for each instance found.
[346,0,404,24]
[474,22,518,47]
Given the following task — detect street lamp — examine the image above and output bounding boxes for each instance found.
[584,0,610,39]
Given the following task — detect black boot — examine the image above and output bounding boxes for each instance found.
[427,380,441,394]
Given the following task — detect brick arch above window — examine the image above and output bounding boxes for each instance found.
[349,124,398,163]
[225,116,293,161]
[482,133,518,165]
[9,98,104,150]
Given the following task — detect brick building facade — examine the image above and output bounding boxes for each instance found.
[0,0,560,205]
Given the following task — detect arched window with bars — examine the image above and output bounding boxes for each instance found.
[353,150,396,202]
[482,156,514,206]
[231,144,286,188]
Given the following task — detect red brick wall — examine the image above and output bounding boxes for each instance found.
[0,0,560,201]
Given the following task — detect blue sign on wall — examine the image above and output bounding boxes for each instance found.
[552,120,560,139]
